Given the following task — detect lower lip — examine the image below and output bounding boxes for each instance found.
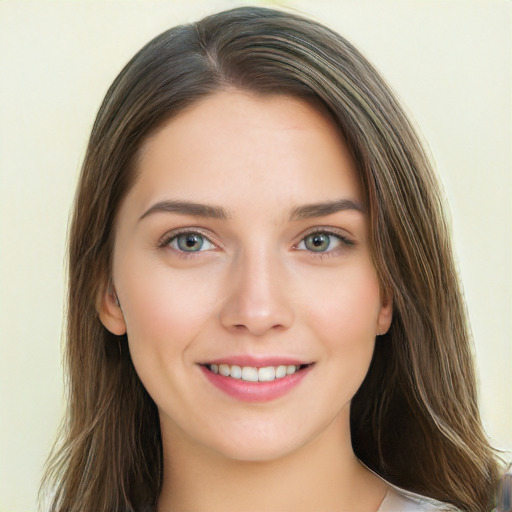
[200,365,312,403]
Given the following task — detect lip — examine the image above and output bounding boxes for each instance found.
[201,355,309,367]
[199,359,313,403]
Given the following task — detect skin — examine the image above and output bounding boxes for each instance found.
[99,90,393,511]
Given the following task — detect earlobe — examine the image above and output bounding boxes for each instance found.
[97,283,127,335]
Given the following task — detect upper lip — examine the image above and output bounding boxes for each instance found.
[199,355,312,367]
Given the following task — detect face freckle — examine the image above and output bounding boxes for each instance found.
[101,90,392,463]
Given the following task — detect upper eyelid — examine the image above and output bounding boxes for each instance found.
[296,226,355,242]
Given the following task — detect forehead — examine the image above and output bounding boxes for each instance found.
[127,90,362,219]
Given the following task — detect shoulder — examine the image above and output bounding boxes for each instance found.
[378,487,461,512]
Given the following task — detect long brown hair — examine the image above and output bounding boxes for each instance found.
[41,6,500,511]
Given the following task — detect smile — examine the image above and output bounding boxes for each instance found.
[200,361,313,402]
[206,363,303,382]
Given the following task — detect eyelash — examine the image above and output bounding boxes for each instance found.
[157,227,354,259]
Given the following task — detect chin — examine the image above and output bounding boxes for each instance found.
[211,438,305,464]
[199,418,328,464]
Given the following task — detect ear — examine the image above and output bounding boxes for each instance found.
[376,289,393,336]
[96,282,127,335]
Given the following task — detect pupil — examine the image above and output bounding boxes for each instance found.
[186,235,197,247]
[312,235,324,246]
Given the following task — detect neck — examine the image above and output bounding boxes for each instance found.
[157,411,387,512]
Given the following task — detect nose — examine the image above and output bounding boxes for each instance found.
[218,248,294,336]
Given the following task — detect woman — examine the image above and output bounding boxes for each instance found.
[42,6,500,511]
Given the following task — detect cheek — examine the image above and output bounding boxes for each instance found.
[116,258,220,360]
[302,262,383,345]
[116,261,223,407]
[309,266,381,403]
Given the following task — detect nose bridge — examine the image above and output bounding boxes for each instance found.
[219,242,294,335]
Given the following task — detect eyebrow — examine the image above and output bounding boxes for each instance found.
[139,200,231,221]
[289,199,365,221]
[139,198,364,223]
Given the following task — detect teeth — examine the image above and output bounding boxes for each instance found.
[241,366,259,382]
[276,365,287,379]
[218,364,230,377]
[258,366,275,382]
[230,365,242,379]
[286,365,296,375]
[208,363,302,382]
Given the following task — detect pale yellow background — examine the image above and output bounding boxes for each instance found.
[0,1,510,510]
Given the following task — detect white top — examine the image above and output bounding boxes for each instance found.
[378,487,459,511]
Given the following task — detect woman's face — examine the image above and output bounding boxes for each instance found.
[99,90,392,462]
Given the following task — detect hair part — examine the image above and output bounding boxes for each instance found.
[41,6,500,512]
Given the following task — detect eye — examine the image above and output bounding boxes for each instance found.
[167,232,215,253]
[296,231,346,253]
